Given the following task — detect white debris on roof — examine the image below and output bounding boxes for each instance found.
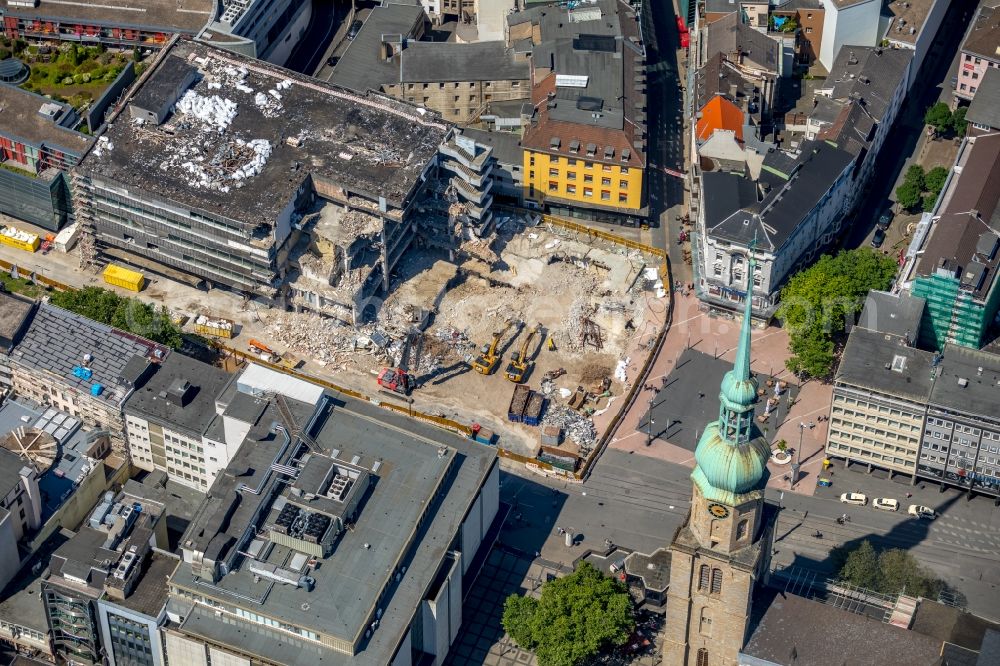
[92,136,114,157]
[254,91,282,118]
[176,90,238,131]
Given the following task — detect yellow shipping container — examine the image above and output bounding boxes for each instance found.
[0,226,40,252]
[103,264,145,292]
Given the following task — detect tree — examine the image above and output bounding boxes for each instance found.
[952,106,968,136]
[502,562,634,666]
[837,541,944,597]
[922,194,938,213]
[878,549,942,597]
[840,540,880,590]
[924,166,948,196]
[924,102,952,134]
[776,248,898,378]
[903,164,925,191]
[49,286,182,349]
[895,180,923,211]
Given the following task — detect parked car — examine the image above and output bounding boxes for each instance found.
[908,504,936,519]
[873,497,899,512]
[326,55,339,67]
[840,492,868,506]
[347,19,363,40]
[871,228,886,248]
[877,209,894,230]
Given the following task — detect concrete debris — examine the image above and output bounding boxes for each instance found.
[177,90,238,130]
[614,357,630,383]
[92,136,113,157]
[542,404,597,452]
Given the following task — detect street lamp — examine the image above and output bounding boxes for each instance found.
[646,395,655,446]
[792,422,815,488]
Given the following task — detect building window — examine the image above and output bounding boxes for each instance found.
[567,171,577,180]
[549,168,559,177]
[584,174,593,183]
[618,192,628,203]
[711,568,723,594]
[737,519,748,540]
[583,187,593,197]
[567,159,578,166]
[699,608,712,636]
[621,167,630,174]
[567,184,577,194]
[602,177,611,186]
[548,181,558,192]
[619,179,628,188]
[601,190,611,200]
[697,648,709,666]
[529,155,535,166]
[698,564,709,591]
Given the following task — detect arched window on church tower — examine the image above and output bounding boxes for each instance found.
[697,647,709,666]
[737,518,749,541]
[711,568,723,594]
[699,607,712,636]
[698,565,709,591]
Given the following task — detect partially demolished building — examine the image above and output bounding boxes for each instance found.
[74,38,492,323]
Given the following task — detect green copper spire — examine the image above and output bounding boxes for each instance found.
[690,250,771,506]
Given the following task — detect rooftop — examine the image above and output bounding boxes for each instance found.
[460,128,523,166]
[885,0,939,46]
[124,352,230,438]
[81,39,449,226]
[400,41,528,83]
[693,52,757,113]
[856,291,925,341]
[171,395,496,664]
[9,303,166,408]
[967,68,1000,130]
[929,344,1000,420]
[0,398,109,521]
[962,1,1000,61]
[835,326,937,402]
[703,12,780,74]
[696,95,744,143]
[327,3,426,94]
[519,0,646,171]
[708,141,855,252]
[0,290,35,352]
[1,0,213,34]
[0,83,93,156]
[742,588,943,665]
[107,552,178,617]
[825,46,912,123]
[915,133,1000,299]
[910,598,1000,653]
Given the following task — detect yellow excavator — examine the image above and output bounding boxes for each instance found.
[505,323,540,383]
[472,320,514,375]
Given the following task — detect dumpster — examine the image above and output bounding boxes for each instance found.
[103,264,145,291]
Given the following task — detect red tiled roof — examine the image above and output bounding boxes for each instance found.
[696,96,744,143]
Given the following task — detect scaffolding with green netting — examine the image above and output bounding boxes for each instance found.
[912,273,1000,350]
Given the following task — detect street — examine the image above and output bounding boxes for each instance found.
[844,0,978,250]
[641,0,688,278]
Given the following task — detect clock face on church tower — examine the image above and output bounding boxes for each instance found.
[707,503,731,519]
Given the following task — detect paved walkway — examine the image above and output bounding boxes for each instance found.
[606,293,833,497]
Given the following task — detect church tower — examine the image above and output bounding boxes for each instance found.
[661,257,772,666]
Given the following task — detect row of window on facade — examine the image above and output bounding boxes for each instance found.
[530,155,632,173]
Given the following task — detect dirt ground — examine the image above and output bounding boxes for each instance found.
[259,225,665,455]
[0,214,667,459]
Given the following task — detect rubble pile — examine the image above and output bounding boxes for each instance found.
[561,298,597,352]
[542,405,597,454]
[338,209,382,238]
[263,311,356,366]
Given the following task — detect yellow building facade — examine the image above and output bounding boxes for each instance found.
[522,149,644,212]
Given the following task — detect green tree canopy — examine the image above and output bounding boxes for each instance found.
[903,164,925,190]
[924,102,952,134]
[924,166,949,196]
[952,106,968,136]
[50,286,182,349]
[895,180,923,211]
[776,248,899,378]
[837,540,943,597]
[502,562,635,666]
